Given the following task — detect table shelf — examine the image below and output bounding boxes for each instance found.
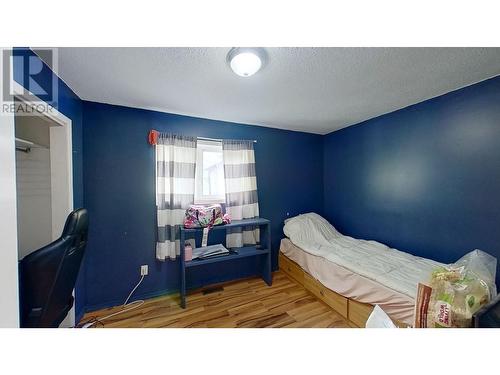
[185,246,270,268]
[179,218,272,308]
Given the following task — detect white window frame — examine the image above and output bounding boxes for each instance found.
[194,139,226,205]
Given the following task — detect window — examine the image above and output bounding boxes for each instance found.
[194,140,225,204]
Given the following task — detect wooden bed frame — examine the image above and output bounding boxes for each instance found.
[279,252,408,327]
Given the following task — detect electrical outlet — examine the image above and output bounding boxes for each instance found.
[140,265,148,276]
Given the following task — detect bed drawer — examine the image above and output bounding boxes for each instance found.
[280,253,348,318]
[279,253,304,284]
[348,299,374,327]
[303,272,348,318]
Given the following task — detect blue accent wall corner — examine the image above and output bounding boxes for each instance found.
[323,75,500,286]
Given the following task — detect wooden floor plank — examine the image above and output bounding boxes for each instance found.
[81,270,351,328]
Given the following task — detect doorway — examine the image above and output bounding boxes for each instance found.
[13,83,74,327]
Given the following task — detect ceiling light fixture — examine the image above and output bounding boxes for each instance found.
[227,48,265,77]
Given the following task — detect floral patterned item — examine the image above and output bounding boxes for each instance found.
[183,204,231,229]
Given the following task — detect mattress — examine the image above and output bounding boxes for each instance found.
[281,213,445,325]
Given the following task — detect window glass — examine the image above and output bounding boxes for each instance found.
[195,140,225,204]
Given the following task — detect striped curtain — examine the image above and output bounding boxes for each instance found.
[155,134,196,260]
[223,140,260,248]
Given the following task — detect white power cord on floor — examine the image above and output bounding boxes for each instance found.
[123,275,145,306]
[80,275,145,328]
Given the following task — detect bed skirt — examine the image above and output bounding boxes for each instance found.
[280,238,414,326]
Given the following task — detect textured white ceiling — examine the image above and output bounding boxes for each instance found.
[54,47,500,134]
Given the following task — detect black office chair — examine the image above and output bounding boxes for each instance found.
[473,294,500,328]
[19,208,89,328]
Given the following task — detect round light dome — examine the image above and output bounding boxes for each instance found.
[227,48,265,77]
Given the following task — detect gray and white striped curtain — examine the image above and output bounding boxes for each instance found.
[223,140,260,248]
[155,134,196,260]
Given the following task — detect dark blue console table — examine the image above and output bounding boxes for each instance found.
[179,218,272,308]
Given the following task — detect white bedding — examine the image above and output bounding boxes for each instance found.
[283,213,444,298]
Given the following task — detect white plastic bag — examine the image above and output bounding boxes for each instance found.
[414,249,497,328]
[454,249,497,299]
[366,305,397,328]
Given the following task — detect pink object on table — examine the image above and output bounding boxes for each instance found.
[184,243,193,261]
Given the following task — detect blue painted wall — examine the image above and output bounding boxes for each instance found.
[323,75,500,285]
[82,101,324,310]
[12,48,86,320]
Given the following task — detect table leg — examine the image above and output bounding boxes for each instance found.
[180,230,186,308]
[264,223,272,285]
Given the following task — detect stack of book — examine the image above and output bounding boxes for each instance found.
[192,244,230,260]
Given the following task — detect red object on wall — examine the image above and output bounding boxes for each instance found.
[148,130,159,145]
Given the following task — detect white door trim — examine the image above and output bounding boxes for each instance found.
[11,81,72,126]
[0,48,20,327]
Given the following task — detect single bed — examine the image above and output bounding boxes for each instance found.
[279,213,445,326]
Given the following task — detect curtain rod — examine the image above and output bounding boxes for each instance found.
[197,136,257,143]
[148,130,257,145]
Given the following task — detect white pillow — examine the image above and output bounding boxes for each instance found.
[283,212,342,247]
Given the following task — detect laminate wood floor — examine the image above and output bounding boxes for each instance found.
[81,270,350,328]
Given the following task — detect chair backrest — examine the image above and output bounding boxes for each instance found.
[473,294,500,328]
[20,208,89,328]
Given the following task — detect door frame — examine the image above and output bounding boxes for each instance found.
[12,80,75,327]
[0,48,20,327]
